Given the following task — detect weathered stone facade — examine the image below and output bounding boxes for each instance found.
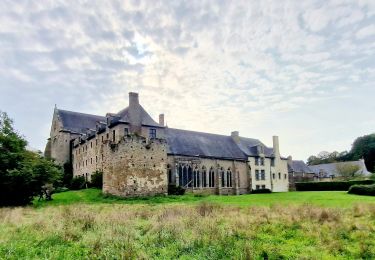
[46,92,289,197]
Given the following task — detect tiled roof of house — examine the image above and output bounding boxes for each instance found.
[165,128,248,160]
[309,160,371,177]
[116,106,162,127]
[288,160,314,174]
[57,108,277,160]
[57,109,105,134]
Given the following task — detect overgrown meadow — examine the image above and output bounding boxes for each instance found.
[1,190,375,259]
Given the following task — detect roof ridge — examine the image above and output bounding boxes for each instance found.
[167,127,232,138]
[57,109,105,118]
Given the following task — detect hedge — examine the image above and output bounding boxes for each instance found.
[295,180,374,191]
[251,188,272,194]
[348,184,375,196]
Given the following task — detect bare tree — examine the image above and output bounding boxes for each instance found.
[336,164,361,180]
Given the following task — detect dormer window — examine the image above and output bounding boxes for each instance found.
[149,128,156,139]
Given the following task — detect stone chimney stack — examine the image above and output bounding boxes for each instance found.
[231,131,240,143]
[287,155,292,164]
[159,114,165,126]
[128,92,142,133]
[273,136,280,157]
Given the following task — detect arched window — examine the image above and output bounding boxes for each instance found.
[226,168,232,187]
[209,167,215,187]
[193,167,200,188]
[187,165,193,187]
[221,167,225,187]
[202,166,207,187]
[167,164,172,184]
[178,165,183,186]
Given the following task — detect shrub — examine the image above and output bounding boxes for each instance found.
[348,184,375,196]
[90,171,103,189]
[295,180,374,191]
[70,176,87,190]
[167,185,185,195]
[251,188,272,194]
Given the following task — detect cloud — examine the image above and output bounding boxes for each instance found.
[356,24,375,39]
[0,0,374,161]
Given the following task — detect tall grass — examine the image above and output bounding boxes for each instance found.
[1,203,375,259]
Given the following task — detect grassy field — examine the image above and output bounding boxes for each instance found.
[1,189,375,259]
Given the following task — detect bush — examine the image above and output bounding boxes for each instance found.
[90,171,103,189]
[168,185,185,195]
[70,176,87,190]
[348,184,375,196]
[295,180,374,191]
[251,189,272,194]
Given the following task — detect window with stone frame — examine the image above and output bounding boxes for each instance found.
[221,168,225,187]
[261,170,265,180]
[124,127,129,136]
[262,185,266,189]
[260,157,265,166]
[272,173,275,179]
[255,157,259,166]
[256,185,260,190]
[226,168,232,187]
[193,167,200,188]
[209,167,215,187]
[149,128,156,139]
[255,170,260,180]
[202,166,207,187]
[271,158,275,166]
[278,172,281,179]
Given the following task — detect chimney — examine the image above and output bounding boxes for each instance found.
[273,136,280,157]
[159,114,165,126]
[231,131,240,143]
[128,92,142,132]
[287,155,292,164]
[129,92,139,107]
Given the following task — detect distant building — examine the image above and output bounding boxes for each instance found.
[309,160,371,181]
[287,156,315,190]
[45,92,290,197]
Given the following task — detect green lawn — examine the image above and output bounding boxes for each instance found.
[34,188,375,208]
[1,190,374,259]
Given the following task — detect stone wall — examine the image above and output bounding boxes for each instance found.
[167,156,250,195]
[102,135,168,197]
[72,123,168,197]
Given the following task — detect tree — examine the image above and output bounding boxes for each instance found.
[336,164,361,180]
[0,111,63,206]
[349,134,375,173]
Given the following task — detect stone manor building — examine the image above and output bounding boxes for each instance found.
[45,92,289,197]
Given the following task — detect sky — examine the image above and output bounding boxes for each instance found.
[0,0,374,161]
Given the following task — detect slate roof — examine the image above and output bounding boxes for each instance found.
[288,160,314,174]
[236,137,274,157]
[57,108,277,161]
[57,109,105,134]
[165,128,248,160]
[117,106,161,127]
[309,161,371,177]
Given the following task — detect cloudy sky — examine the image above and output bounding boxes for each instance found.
[1,0,374,161]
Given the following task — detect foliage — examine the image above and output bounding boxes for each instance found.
[168,184,186,195]
[62,163,73,187]
[0,111,63,206]
[336,163,361,180]
[70,176,87,190]
[90,171,103,189]
[251,188,272,194]
[348,184,375,196]
[295,180,374,191]
[3,198,375,259]
[350,133,375,173]
[306,133,375,173]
